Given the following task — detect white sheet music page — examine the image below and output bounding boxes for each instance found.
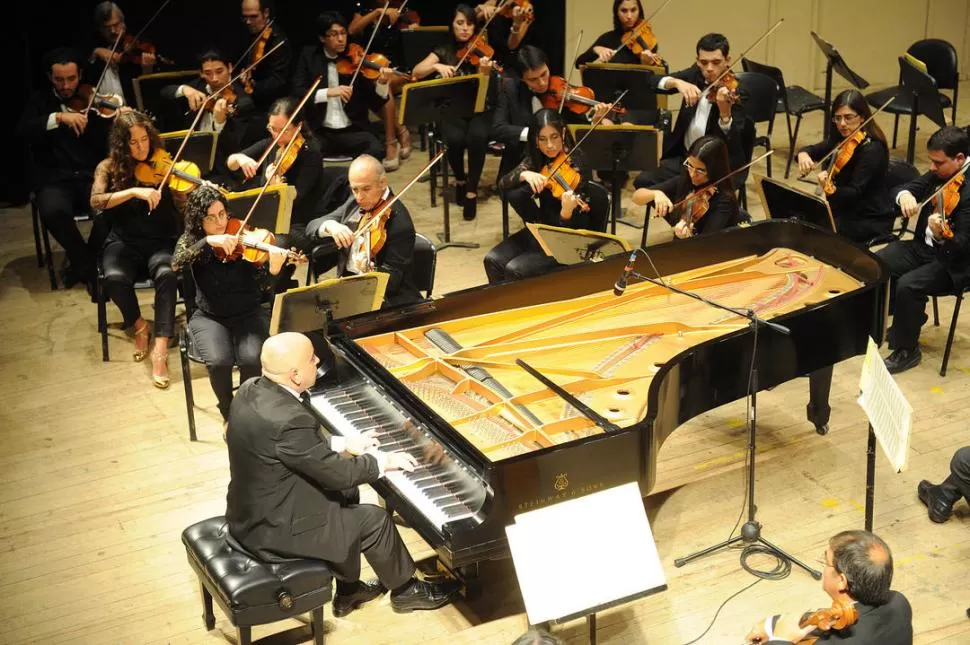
[505,482,666,625]
[857,336,912,472]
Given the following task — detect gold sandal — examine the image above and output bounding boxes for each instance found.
[150,349,170,389]
[132,321,150,362]
[397,126,412,159]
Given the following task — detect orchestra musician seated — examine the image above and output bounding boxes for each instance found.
[632,135,742,239]
[877,126,970,374]
[574,0,663,68]
[18,47,112,290]
[292,11,406,172]
[225,332,463,616]
[90,110,181,388]
[796,89,891,246]
[633,33,754,190]
[473,0,534,71]
[86,2,156,108]
[172,185,296,426]
[305,154,422,308]
[744,530,912,644]
[485,109,609,284]
[238,0,293,114]
[917,445,970,523]
[159,49,261,181]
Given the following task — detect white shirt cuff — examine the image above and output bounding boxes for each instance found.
[46,113,59,130]
[658,76,672,90]
[369,449,386,477]
[175,85,186,98]
[315,89,330,104]
[213,118,226,133]
[375,82,389,99]
[896,190,914,206]
[519,127,529,142]
[331,436,346,453]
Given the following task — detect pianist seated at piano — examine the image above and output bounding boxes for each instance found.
[632,135,742,238]
[226,332,463,616]
[305,154,422,308]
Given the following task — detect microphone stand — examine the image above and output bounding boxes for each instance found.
[622,261,822,580]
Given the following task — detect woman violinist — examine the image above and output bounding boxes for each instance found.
[172,185,292,423]
[411,4,500,221]
[474,0,534,70]
[796,89,892,245]
[89,110,180,388]
[632,135,742,239]
[484,108,610,283]
[574,0,663,68]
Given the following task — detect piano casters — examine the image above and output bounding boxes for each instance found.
[615,253,822,580]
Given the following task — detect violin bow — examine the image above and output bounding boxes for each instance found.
[254,76,323,170]
[233,18,275,71]
[704,18,785,95]
[669,150,774,212]
[915,158,970,212]
[559,30,585,115]
[236,125,310,230]
[799,96,895,179]
[350,1,391,87]
[353,150,447,238]
[612,0,674,56]
[455,0,508,70]
[86,31,126,112]
[543,89,629,180]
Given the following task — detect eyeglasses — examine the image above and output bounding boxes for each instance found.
[203,211,229,224]
[683,159,708,175]
[815,551,836,570]
[832,114,861,124]
[266,123,292,135]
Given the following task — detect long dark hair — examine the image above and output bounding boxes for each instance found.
[830,89,886,145]
[527,109,577,169]
[612,0,644,33]
[106,110,163,190]
[452,4,477,44]
[686,136,735,194]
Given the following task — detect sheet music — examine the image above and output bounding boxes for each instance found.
[506,482,666,625]
[857,337,912,472]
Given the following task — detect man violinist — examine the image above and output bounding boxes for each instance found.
[18,47,111,289]
[292,12,404,171]
[238,0,292,114]
[305,155,421,308]
[633,33,753,190]
[87,2,156,108]
[159,49,260,181]
[877,126,970,374]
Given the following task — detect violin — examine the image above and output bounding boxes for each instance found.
[746,597,859,645]
[821,130,866,196]
[619,20,663,63]
[348,196,393,275]
[336,43,414,82]
[134,148,207,195]
[245,26,273,94]
[706,70,740,104]
[542,77,626,117]
[66,84,124,118]
[118,34,173,66]
[201,85,239,117]
[937,173,965,240]
[269,132,304,182]
[215,217,305,266]
[540,152,591,212]
[456,32,503,72]
[499,0,535,23]
[673,186,716,238]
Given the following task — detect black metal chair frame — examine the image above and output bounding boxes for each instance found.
[30,192,94,291]
[737,72,779,179]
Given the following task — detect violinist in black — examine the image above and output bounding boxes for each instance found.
[90,110,180,389]
[574,0,663,68]
[86,2,156,108]
[172,186,290,421]
[18,47,111,288]
[239,0,293,113]
[796,89,891,246]
[632,135,742,239]
[475,1,533,71]
[484,109,609,284]
[412,4,500,221]
[305,155,421,308]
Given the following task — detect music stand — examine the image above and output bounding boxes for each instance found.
[399,27,450,74]
[225,184,296,234]
[580,63,668,114]
[527,223,632,266]
[752,174,836,232]
[568,125,660,234]
[269,272,389,335]
[398,75,486,251]
[810,32,870,138]
[899,55,948,165]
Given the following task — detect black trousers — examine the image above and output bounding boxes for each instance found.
[942,446,970,502]
[188,309,269,420]
[877,240,956,350]
[330,503,415,590]
[319,124,383,160]
[36,179,96,274]
[439,112,491,193]
[102,238,177,337]
[484,228,557,284]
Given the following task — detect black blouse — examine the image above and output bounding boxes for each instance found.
[172,236,268,319]
[498,150,596,229]
[799,135,890,222]
[238,135,326,226]
[654,175,741,236]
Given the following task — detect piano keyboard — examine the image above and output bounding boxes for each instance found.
[309,377,485,532]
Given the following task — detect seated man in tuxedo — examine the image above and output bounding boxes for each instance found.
[17,47,111,288]
[633,32,753,190]
[306,154,421,308]
[744,530,912,644]
[878,126,970,374]
[160,49,260,180]
[917,445,970,523]
[86,2,156,108]
[226,332,462,616]
[292,11,404,171]
[238,0,292,114]
[492,45,611,179]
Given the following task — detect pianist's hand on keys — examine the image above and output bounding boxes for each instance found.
[344,431,381,455]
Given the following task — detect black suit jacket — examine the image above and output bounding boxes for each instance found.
[17,88,110,190]
[492,76,589,147]
[245,25,293,112]
[894,170,970,283]
[237,136,327,226]
[226,377,381,564]
[291,45,389,130]
[305,193,421,306]
[766,591,913,644]
[649,66,753,171]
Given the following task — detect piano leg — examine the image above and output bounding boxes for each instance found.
[807,365,833,435]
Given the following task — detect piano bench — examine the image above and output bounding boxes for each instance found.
[182,517,332,645]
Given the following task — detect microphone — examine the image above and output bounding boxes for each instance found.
[613,249,639,296]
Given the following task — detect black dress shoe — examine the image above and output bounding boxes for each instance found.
[332,579,386,617]
[917,480,955,523]
[462,196,477,221]
[390,578,462,613]
[884,347,921,374]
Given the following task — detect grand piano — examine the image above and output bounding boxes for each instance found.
[305,220,889,575]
